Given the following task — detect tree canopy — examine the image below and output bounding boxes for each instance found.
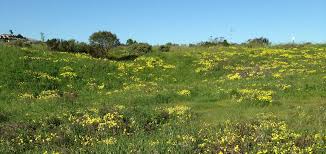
[89,31,120,52]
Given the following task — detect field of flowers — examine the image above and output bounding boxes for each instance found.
[0,44,325,153]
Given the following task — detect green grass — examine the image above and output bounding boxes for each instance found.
[0,44,325,153]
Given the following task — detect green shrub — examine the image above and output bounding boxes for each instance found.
[46,39,93,54]
[128,43,152,55]
[59,39,77,52]
[198,37,230,47]
[246,37,270,47]
[75,42,94,54]
[46,39,61,50]
[126,39,137,45]
[221,40,230,46]
[158,45,170,52]
[87,46,106,58]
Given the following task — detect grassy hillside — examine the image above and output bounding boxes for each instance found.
[0,45,326,153]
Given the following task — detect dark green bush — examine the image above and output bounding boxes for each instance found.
[128,43,152,55]
[16,34,25,39]
[59,39,76,52]
[198,37,230,47]
[75,42,93,54]
[246,37,270,47]
[87,45,106,58]
[221,40,230,46]
[46,39,61,51]
[46,39,92,54]
[126,39,137,45]
[158,45,170,52]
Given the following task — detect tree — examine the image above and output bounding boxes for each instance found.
[16,34,25,39]
[89,31,120,52]
[126,39,137,45]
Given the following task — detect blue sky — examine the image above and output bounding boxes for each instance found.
[1,0,325,44]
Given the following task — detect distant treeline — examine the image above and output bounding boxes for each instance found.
[1,30,324,60]
[45,31,155,59]
[42,32,313,60]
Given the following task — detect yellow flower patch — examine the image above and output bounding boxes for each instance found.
[238,89,274,103]
[177,89,191,96]
[227,73,241,80]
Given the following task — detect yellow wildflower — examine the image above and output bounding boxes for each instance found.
[227,73,241,80]
[177,89,191,96]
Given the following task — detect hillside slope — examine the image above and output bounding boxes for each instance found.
[0,45,325,153]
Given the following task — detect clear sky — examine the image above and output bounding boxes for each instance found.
[1,0,325,44]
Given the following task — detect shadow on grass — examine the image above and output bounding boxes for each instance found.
[107,55,139,61]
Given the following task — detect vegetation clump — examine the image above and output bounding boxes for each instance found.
[158,45,171,52]
[246,37,271,47]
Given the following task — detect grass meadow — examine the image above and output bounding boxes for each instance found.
[0,44,326,153]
